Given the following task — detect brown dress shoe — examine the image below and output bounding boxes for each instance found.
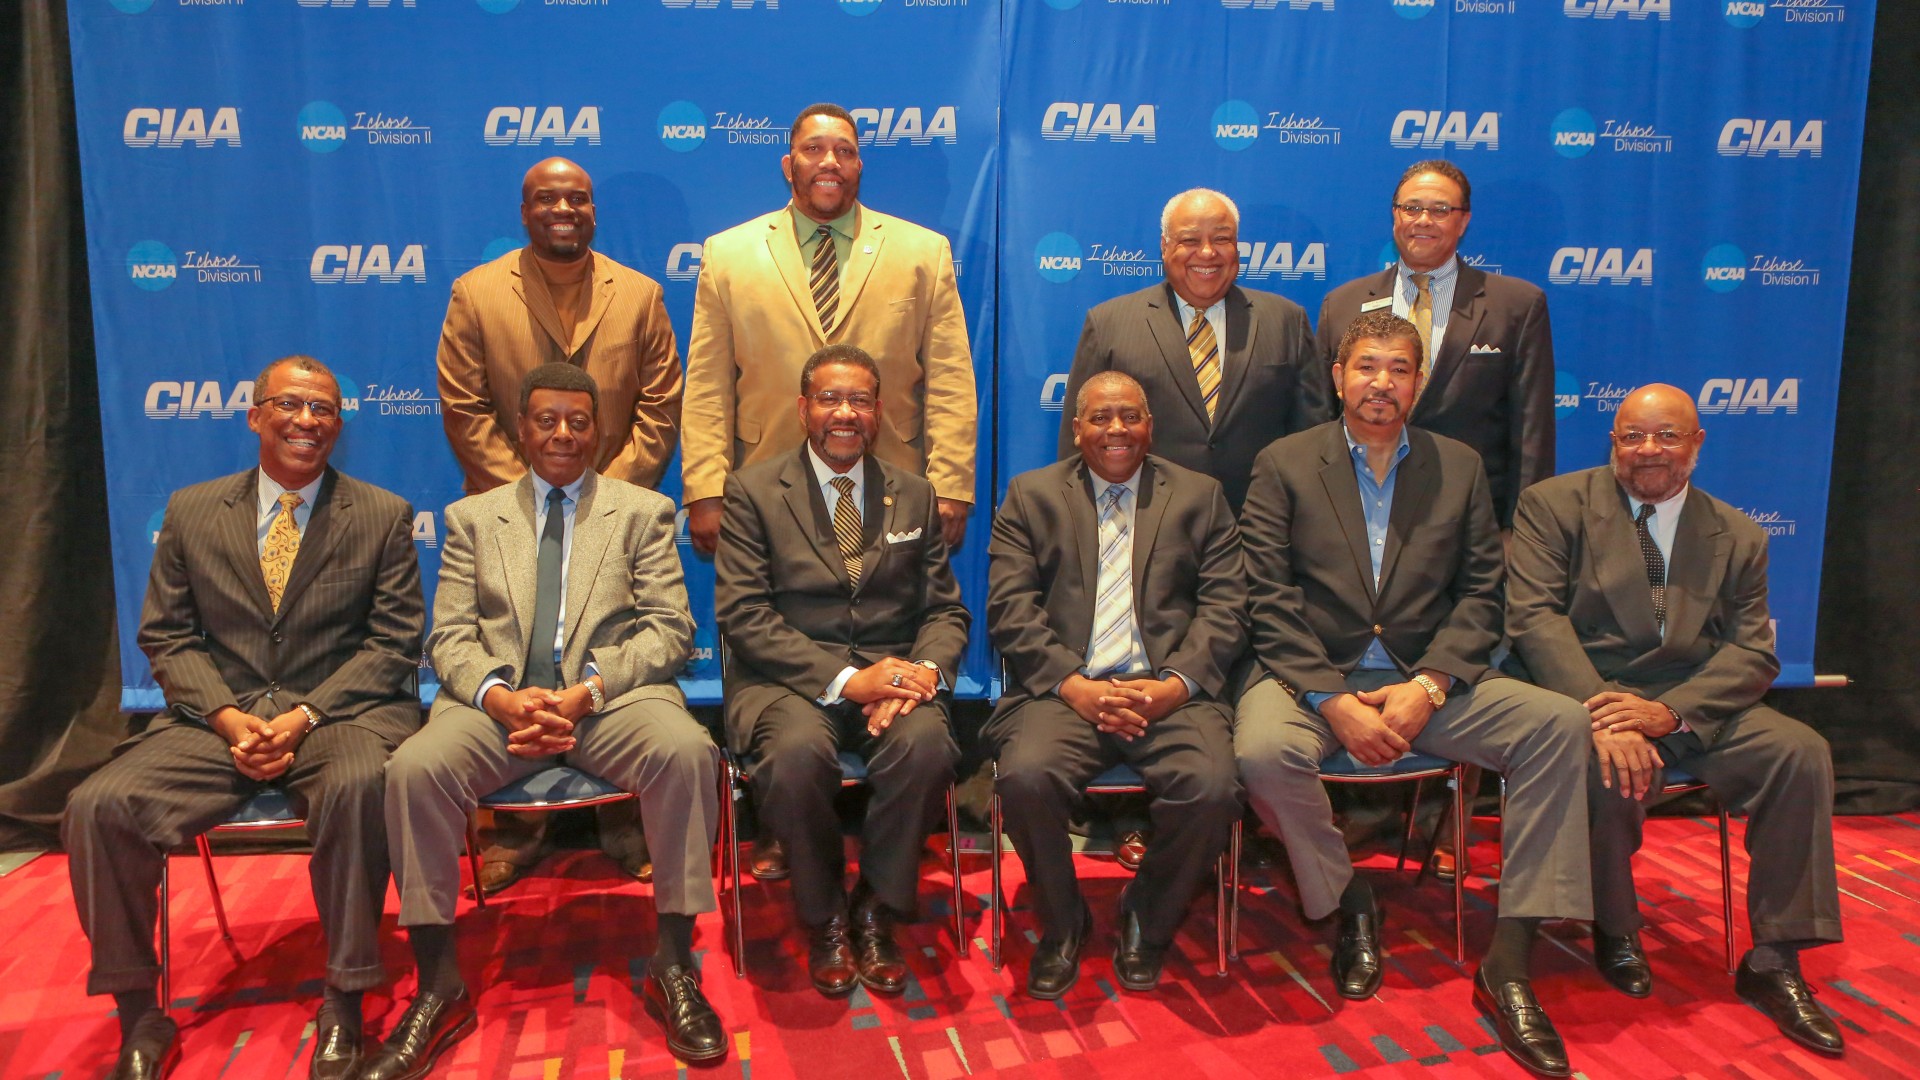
[851,884,909,994]
[1114,830,1147,873]
[749,837,790,881]
[468,859,526,898]
[807,913,859,996]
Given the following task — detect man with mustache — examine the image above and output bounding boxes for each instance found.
[1507,383,1843,1057]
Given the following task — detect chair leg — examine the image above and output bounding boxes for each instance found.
[1228,818,1242,961]
[465,814,487,911]
[1400,777,1426,874]
[1452,765,1468,965]
[196,833,234,944]
[1215,821,1238,975]
[946,785,967,957]
[989,776,1004,974]
[1718,802,1736,974]
[727,762,746,978]
[158,854,171,1011]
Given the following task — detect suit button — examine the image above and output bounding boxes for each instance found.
[270,631,284,644]
[269,682,280,693]
[1372,624,1384,636]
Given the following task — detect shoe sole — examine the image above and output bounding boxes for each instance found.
[378,1010,477,1080]
[810,976,858,997]
[642,995,729,1063]
[1112,968,1161,992]
[857,971,908,995]
[1471,990,1572,1078]
[1736,993,1847,1056]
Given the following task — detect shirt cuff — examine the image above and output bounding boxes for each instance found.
[1161,669,1198,700]
[475,673,511,712]
[1304,690,1336,716]
[817,665,859,706]
[917,659,949,694]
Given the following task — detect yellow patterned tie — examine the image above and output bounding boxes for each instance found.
[1411,272,1434,407]
[830,476,862,587]
[1187,309,1222,422]
[810,224,840,336]
[261,492,304,613]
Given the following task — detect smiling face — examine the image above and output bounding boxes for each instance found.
[1335,335,1422,434]
[1391,170,1472,273]
[520,158,596,262]
[799,360,881,471]
[1160,191,1238,310]
[1611,385,1704,504]
[1072,377,1153,484]
[248,362,342,490]
[517,387,599,488]
[783,114,863,224]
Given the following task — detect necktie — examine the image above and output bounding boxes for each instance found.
[810,224,839,336]
[261,492,304,613]
[1187,309,1222,422]
[830,475,862,587]
[1635,502,1667,630]
[1410,271,1434,406]
[524,487,567,690]
[1087,484,1141,678]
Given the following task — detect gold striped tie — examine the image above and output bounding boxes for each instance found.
[830,476,862,587]
[1187,309,1222,422]
[261,492,303,613]
[1411,271,1434,406]
[810,224,839,336]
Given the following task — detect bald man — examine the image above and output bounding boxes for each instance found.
[1507,384,1842,1057]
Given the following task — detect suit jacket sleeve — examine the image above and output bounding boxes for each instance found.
[1162,482,1251,698]
[603,284,684,490]
[426,497,503,707]
[985,476,1090,699]
[303,499,425,721]
[1510,290,1557,517]
[1056,312,1107,461]
[714,473,855,699]
[591,496,697,703]
[138,491,241,719]
[1240,447,1346,697]
[1411,457,1504,685]
[1290,306,1335,430]
[908,486,972,681]
[1658,530,1779,742]
[920,238,977,504]
[1506,484,1614,701]
[681,242,736,505]
[437,276,522,494]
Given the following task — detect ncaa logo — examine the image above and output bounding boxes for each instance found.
[839,0,882,13]
[1701,244,1746,293]
[1550,108,1596,158]
[127,241,178,292]
[146,508,167,545]
[1042,0,1083,8]
[476,0,520,12]
[299,101,348,154]
[332,373,364,421]
[1039,374,1069,413]
[481,237,520,263]
[658,101,708,152]
[1554,371,1581,416]
[1391,0,1436,19]
[665,243,703,282]
[1724,1,1764,27]
[1034,233,1083,283]
[1212,101,1260,151]
[109,0,156,12]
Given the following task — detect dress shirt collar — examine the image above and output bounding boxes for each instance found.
[530,470,587,514]
[1625,483,1688,558]
[1396,255,1459,291]
[790,201,859,245]
[257,471,323,521]
[805,441,868,504]
[1340,422,1412,467]
[1084,462,1144,504]
[1172,293,1226,332]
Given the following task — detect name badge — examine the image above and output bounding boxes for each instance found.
[1359,297,1394,313]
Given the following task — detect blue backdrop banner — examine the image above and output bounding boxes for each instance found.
[70,0,1872,706]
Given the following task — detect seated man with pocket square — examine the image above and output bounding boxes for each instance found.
[714,344,968,999]
[372,363,725,1077]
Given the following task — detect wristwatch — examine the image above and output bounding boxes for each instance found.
[296,702,324,733]
[1410,673,1447,709]
[583,678,605,715]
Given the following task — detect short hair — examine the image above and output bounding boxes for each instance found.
[1337,311,1423,366]
[1075,370,1150,418]
[519,362,599,413]
[254,354,337,400]
[1160,188,1240,238]
[800,344,881,397]
[1395,159,1471,210]
[790,103,857,144]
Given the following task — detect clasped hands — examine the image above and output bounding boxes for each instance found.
[211,706,310,781]
[483,679,601,758]
[1323,676,1445,768]
[842,657,940,737]
[1588,690,1678,801]
[1059,672,1189,741]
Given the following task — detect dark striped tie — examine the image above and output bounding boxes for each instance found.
[1187,310,1221,422]
[831,475,862,587]
[810,224,839,335]
[1635,502,1666,629]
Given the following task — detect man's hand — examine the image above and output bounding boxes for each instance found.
[863,696,908,737]
[1096,675,1189,741]
[212,706,305,781]
[1321,693,1412,767]
[935,498,970,549]
[1586,691,1679,739]
[552,676,601,723]
[482,685,575,758]
[686,497,724,557]
[1592,726,1659,800]
[841,658,937,706]
[1354,681,1436,745]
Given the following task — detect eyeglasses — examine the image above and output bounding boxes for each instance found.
[259,395,340,420]
[809,391,877,413]
[1392,202,1464,222]
[1610,429,1698,449]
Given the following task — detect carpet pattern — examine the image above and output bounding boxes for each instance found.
[4,813,1919,1078]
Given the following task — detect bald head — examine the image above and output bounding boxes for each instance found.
[520,157,595,262]
[1611,383,1704,503]
[1614,383,1698,434]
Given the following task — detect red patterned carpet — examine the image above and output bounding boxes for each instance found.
[4,813,1918,1079]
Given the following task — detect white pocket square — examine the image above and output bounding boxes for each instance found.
[1470,343,1503,354]
[886,528,923,544]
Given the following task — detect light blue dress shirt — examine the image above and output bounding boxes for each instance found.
[1304,424,1411,715]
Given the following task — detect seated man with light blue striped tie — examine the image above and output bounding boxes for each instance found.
[985,371,1247,999]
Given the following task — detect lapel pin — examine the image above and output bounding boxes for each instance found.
[883,496,894,507]
[863,246,874,254]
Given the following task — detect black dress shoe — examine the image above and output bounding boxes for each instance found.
[1735,955,1845,1055]
[308,1004,363,1080]
[359,990,476,1080]
[749,837,790,881]
[1028,902,1093,1000]
[643,964,728,1063]
[1111,906,1168,992]
[1472,968,1571,1078]
[1593,928,1653,998]
[850,884,909,994]
[807,913,859,997]
[1331,896,1385,1000]
[108,1012,179,1080]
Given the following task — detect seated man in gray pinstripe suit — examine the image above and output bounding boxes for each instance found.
[64,354,425,1080]
[367,364,725,1080]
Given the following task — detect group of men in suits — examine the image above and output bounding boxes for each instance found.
[61,107,1843,1080]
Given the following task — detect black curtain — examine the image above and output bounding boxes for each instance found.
[1,5,1916,842]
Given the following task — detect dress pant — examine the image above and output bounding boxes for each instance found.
[745,694,958,926]
[990,697,1242,946]
[1588,704,1841,945]
[64,715,403,995]
[385,695,719,925]
[1235,671,1593,923]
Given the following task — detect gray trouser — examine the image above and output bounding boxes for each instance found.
[386,695,719,925]
[1235,672,1594,923]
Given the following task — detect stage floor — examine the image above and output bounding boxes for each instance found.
[4,813,1917,1078]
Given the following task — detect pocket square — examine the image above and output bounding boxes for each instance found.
[886,528,923,544]
[1470,343,1503,355]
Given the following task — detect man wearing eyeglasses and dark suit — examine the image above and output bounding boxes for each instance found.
[1507,383,1843,1058]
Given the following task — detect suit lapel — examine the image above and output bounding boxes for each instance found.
[1659,487,1730,653]
[1130,460,1171,602]
[1147,285,1209,425]
[1316,427,1378,603]
[1375,432,1434,596]
[513,248,570,354]
[1064,466,1099,604]
[560,473,613,655]
[852,459,890,595]
[273,470,347,626]
[1416,264,1486,421]
[1212,287,1257,430]
[496,475,541,655]
[835,208,883,328]
[1588,474,1664,646]
[569,257,616,356]
[222,469,275,618]
[765,211,827,343]
[780,448,852,592]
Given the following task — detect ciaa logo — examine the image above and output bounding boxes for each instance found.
[1548,247,1653,285]
[1034,233,1083,283]
[1041,103,1157,143]
[1389,111,1498,150]
[483,107,601,147]
[123,108,241,148]
[145,379,253,420]
[413,511,438,549]
[1564,0,1669,19]
[310,244,427,283]
[1717,119,1823,158]
[1221,1,1336,9]
[665,243,703,282]
[299,0,418,7]
[1039,374,1069,413]
[850,107,958,147]
[658,102,708,151]
[662,0,779,7]
[1698,378,1799,415]
[1238,242,1326,281]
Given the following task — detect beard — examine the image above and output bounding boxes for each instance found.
[1611,444,1697,503]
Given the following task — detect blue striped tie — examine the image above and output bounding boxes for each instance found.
[1087,484,1141,677]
